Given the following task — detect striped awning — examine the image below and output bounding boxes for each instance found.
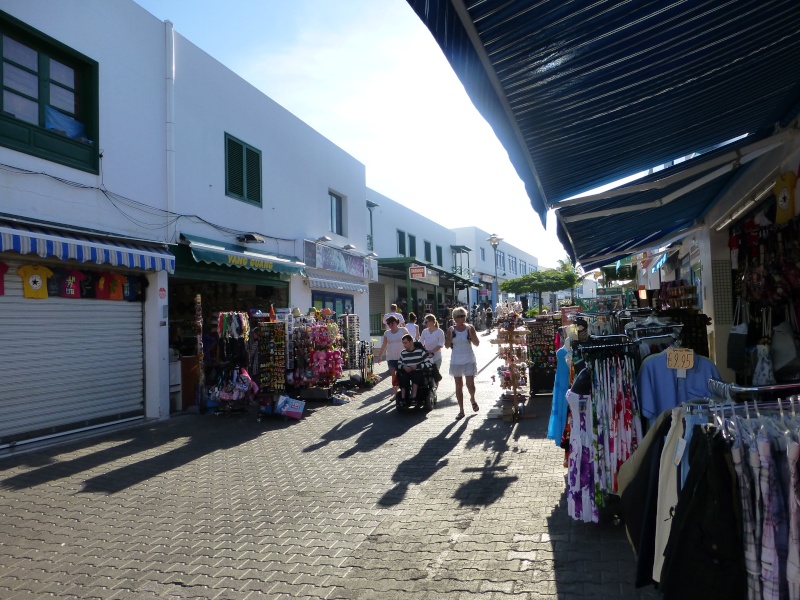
[307,273,367,293]
[0,221,175,273]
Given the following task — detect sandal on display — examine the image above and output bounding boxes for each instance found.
[455,412,465,420]
[471,400,479,412]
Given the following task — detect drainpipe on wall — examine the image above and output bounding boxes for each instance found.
[165,20,177,243]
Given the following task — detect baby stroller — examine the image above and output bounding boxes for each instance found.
[395,363,441,412]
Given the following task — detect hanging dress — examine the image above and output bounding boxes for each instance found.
[547,344,570,444]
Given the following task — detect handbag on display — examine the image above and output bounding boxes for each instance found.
[726,298,748,372]
[752,308,776,386]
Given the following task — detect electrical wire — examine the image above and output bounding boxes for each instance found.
[1,160,297,244]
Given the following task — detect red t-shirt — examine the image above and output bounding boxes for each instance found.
[0,261,7,295]
[60,269,86,299]
[96,272,113,299]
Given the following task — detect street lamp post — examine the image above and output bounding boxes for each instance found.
[487,233,502,309]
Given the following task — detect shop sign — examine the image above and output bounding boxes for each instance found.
[305,241,368,279]
[158,287,166,300]
[597,287,623,296]
[651,253,667,273]
[561,305,581,324]
[409,266,427,279]
[479,289,489,296]
[480,274,494,283]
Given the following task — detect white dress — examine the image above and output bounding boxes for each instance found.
[449,326,477,377]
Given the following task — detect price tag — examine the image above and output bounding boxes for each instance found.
[666,347,694,370]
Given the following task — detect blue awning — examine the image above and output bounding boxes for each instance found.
[406,0,800,261]
[0,221,175,273]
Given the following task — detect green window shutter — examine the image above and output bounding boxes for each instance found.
[245,147,261,203]
[226,136,244,198]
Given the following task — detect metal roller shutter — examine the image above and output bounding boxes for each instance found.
[0,258,144,444]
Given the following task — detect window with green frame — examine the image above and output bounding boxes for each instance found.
[225,133,262,206]
[0,10,99,172]
[435,245,443,266]
[424,240,432,262]
[397,229,406,256]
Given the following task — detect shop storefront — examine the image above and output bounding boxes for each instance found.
[170,233,305,411]
[0,219,174,448]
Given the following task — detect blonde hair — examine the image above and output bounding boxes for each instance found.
[424,313,438,326]
[452,307,468,319]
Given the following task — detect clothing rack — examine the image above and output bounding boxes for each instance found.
[708,378,800,401]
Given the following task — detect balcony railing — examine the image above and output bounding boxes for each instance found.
[451,266,472,277]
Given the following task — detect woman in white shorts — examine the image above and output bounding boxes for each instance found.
[445,306,480,419]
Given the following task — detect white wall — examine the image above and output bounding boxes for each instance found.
[172,34,367,257]
[0,0,170,242]
[367,188,456,268]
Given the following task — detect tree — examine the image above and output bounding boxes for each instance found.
[556,257,586,304]
[500,269,571,312]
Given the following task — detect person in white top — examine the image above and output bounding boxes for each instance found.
[420,313,445,368]
[404,312,420,341]
[445,306,480,419]
[376,315,409,396]
[383,303,405,328]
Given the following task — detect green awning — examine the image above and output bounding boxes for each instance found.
[180,233,305,276]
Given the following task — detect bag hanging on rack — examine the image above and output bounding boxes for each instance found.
[752,308,776,386]
[771,304,800,378]
[726,297,748,372]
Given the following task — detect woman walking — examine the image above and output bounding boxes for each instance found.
[376,315,409,397]
[405,312,420,341]
[445,306,480,419]
[420,314,445,368]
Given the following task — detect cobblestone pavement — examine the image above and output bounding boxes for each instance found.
[0,333,661,599]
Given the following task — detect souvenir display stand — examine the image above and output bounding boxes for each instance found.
[490,322,530,422]
[337,314,360,371]
[298,318,344,399]
[526,315,561,394]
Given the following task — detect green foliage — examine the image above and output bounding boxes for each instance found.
[525,308,538,317]
[500,269,570,294]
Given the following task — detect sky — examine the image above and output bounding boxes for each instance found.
[132,0,568,268]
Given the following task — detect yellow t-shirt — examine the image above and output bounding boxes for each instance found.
[17,265,54,299]
[774,171,796,225]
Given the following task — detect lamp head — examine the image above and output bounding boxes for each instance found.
[342,243,356,250]
[486,233,502,249]
[316,236,332,243]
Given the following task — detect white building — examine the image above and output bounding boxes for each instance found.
[0,0,374,448]
[366,189,472,334]
[451,227,539,310]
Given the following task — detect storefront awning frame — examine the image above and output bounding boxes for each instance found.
[180,233,305,276]
[0,220,174,273]
[406,0,800,265]
[306,272,368,294]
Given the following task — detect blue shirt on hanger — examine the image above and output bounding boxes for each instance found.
[638,351,720,424]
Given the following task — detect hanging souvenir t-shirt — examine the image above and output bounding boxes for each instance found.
[773,170,796,225]
[47,268,65,297]
[0,261,7,295]
[95,272,113,299]
[17,264,54,299]
[60,269,86,299]
[123,275,144,301]
[80,271,97,299]
[108,273,127,300]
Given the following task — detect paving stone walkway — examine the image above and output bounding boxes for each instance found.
[0,333,660,599]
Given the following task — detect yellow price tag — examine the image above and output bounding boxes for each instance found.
[666,347,694,370]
